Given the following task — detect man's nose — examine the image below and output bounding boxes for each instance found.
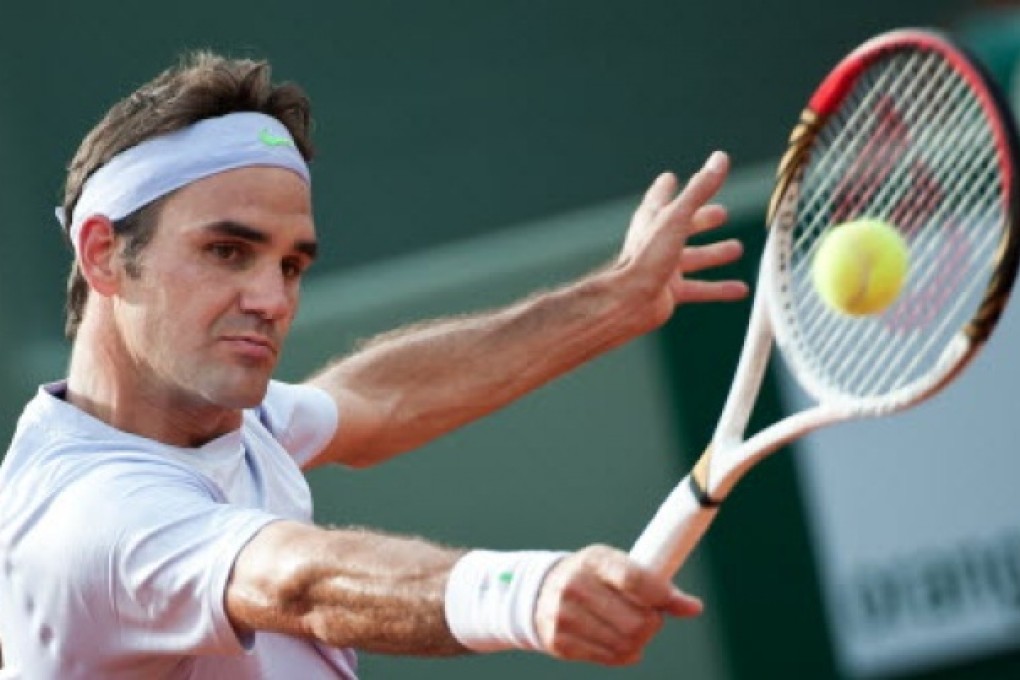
[240,264,293,321]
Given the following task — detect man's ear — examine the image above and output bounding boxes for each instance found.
[77,216,120,296]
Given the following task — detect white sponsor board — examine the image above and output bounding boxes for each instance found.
[783,300,1020,678]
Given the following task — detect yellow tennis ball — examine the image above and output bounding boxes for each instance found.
[811,218,909,316]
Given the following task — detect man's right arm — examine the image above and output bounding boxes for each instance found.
[225,521,465,656]
[225,521,702,665]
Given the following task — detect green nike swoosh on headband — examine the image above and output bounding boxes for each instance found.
[258,129,295,148]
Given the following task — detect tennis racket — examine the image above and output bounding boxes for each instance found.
[630,28,1020,580]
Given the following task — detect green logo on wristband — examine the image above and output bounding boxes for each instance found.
[498,570,514,585]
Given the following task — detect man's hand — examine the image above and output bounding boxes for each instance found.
[616,151,749,333]
[534,545,702,666]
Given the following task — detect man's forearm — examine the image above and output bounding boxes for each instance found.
[310,269,641,465]
[228,522,468,656]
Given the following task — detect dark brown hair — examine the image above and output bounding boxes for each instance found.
[61,51,314,339]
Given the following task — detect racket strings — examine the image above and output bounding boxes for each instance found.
[815,110,998,387]
[791,51,964,257]
[792,52,929,233]
[867,223,999,391]
[846,209,999,395]
[823,80,932,227]
[774,49,1006,400]
[792,65,988,341]
[786,54,962,302]
[804,111,997,393]
[795,113,995,378]
[800,124,998,396]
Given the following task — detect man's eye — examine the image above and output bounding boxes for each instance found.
[282,259,304,280]
[209,243,242,261]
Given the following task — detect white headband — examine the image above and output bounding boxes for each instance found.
[57,111,311,252]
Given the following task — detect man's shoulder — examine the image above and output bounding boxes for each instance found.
[246,380,338,470]
[2,406,220,512]
[252,380,337,437]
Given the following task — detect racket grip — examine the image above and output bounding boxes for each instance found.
[629,474,719,580]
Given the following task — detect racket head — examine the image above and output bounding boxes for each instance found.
[764,28,1020,415]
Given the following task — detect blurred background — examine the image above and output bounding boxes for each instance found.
[3,1,1020,678]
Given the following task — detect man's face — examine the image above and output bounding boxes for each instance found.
[113,166,316,410]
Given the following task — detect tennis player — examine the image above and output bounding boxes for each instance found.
[0,52,747,678]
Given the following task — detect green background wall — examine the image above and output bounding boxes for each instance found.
[4,1,1019,678]
[0,0,981,392]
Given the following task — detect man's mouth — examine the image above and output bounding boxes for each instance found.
[219,334,279,360]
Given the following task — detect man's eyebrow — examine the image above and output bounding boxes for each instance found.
[203,220,318,260]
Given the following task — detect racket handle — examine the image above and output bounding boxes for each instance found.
[629,474,719,580]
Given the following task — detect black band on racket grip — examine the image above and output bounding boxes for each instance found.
[688,474,721,508]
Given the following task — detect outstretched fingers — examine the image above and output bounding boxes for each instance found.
[681,239,744,274]
[672,278,750,303]
[661,151,730,231]
[690,203,729,236]
[619,153,731,278]
[616,151,749,327]
[633,172,680,225]
[673,237,749,303]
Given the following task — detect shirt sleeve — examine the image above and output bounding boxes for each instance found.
[259,380,339,468]
[37,458,280,659]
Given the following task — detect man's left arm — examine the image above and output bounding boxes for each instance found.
[304,151,747,469]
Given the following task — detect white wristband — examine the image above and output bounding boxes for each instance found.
[444,549,566,652]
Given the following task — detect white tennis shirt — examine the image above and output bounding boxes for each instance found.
[0,380,358,679]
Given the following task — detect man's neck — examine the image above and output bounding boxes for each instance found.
[66,319,242,448]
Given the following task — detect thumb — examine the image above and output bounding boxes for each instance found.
[661,587,704,618]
